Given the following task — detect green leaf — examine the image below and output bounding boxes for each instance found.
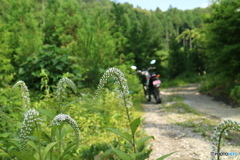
[0,133,10,138]
[136,136,154,149]
[0,152,9,157]
[59,126,67,140]
[18,68,25,74]
[156,152,175,160]
[56,65,63,71]
[130,152,142,160]
[3,139,20,148]
[62,99,79,112]
[123,132,132,141]
[27,141,38,152]
[101,148,115,159]
[33,129,42,139]
[39,109,55,119]
[112,148,134,160]
[51,59,58,65]
[10,150,37,160]
[130,117,141,135]
[40,131,52,143]
[28,136,38,142]
[106,128,131,142]
[42,142,58,160]
[60,140,81,159]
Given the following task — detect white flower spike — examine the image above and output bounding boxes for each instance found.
[13,81,31,108]
[51,114,80,140]
[96,67,132,108]
[20,109,41,150]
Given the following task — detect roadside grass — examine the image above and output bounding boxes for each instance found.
[165,95,184,102]
[161,79,187,88]
[161,75,201,89]
[175,117,218,138]
[163,101,202,116]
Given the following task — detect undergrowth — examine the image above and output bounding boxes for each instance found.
[0,68,174,160]
[200,75,240,107]
[1,68,239,160]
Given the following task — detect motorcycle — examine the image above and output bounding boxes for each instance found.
[131,60,162,104]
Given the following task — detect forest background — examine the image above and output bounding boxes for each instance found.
[0,0,239,104]
[0,0,240,159]
[0,0,239,103]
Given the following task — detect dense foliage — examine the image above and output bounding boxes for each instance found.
[200,0,240,104]
[0,0,210,89]
[0,69,173,159]
[0,0,240,159]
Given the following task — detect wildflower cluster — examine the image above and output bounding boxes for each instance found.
[56,77,77,102]
[96,67,132,108]
[20,109,41,150]
[13,80,30,108]
[51,114,80,140]
[211,118,240,160]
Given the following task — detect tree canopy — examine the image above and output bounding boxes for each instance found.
[1,0,239,104]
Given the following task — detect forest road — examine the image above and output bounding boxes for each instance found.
[143,84,240,160]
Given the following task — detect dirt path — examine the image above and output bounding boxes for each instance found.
[164,84,240,121]
[143,84,240,160]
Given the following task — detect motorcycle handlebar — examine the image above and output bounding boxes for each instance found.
[148,67,156,70]
[135,67,156,75]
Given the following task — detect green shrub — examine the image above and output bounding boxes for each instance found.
[18,45,82,90]
[230,85,240,105]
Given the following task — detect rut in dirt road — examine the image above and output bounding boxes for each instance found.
[143,84,240,160]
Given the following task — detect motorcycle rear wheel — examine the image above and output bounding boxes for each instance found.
[143,86,151,101]
[153,87,161,104]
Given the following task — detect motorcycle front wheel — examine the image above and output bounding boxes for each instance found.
[153,87,161,104]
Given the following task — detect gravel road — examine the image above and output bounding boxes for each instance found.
[143,84,240,160]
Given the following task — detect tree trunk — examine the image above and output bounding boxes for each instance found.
[166,31,169,49]
[190,38,192,48]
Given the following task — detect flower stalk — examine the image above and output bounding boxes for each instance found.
[13,80,31,109]
[96,68,137,153]
[211,118,240,160]
[55,77,77,113]
[96,68,132,109]
[51,114,80,141]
